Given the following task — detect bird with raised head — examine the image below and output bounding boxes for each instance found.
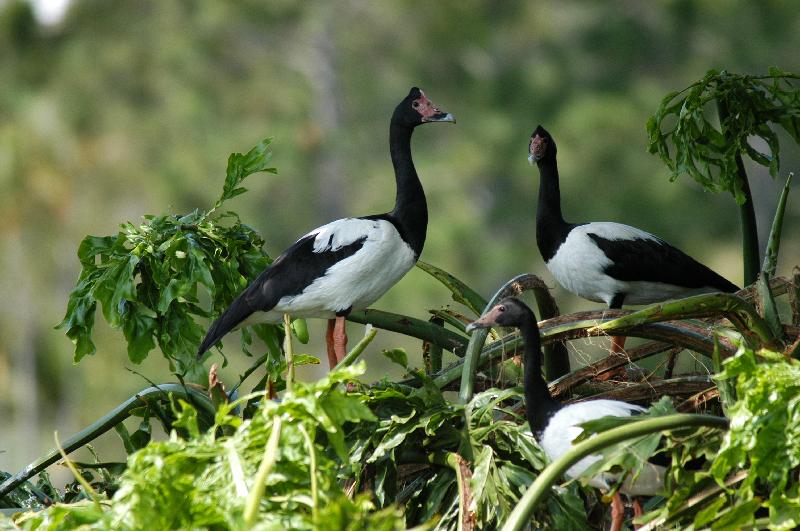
[196,88,455,367]
[467,297,665,531]
[528,125,738,358]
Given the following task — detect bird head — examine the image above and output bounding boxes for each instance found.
[528,125,556,164]
[393,87,455,128]
[466,297,537,332]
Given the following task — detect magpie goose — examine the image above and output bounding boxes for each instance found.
[467,297,665,530]
[529,125,738,355]
[197,88,454,367]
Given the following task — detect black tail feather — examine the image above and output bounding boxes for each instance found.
[196,293,256,358]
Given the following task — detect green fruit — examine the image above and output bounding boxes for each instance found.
[291,318,309,344]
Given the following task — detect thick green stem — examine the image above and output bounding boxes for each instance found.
[460,274,541,403]
[717,98,759,285]
[337,326,378,368]
[283,314,294,393]
[348,309,468,356]
[591,292,781,350]
[501,414,729,531]
[532,284,571,381]
[0,384,214,499]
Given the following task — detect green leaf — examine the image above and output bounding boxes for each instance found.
[416,260,487,316]
[382,348,408,368]
[122,303,158,364]
[92,254,140,329]
[214,137,277,210]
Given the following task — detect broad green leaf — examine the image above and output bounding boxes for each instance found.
[415,260,487,316]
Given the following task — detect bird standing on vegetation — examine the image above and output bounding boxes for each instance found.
[197,88,455,367]
[467,297,665,531]
[528,125,738,357]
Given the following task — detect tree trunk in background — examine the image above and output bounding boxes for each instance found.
[291,5,346,222]
[4,230,39,470]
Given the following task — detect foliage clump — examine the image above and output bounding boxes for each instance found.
[56,139,281,379]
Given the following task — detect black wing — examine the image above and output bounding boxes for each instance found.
[587,233,739,292]
[197,231,367,357]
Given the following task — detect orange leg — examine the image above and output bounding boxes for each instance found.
[610,492,624,531]
[611,335,627,354]
[596,335,628,382]
[326,319,337,369]
[333,315,348,363]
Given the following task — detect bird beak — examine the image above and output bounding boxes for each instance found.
[465,316,494,334]
[424,111,456,123]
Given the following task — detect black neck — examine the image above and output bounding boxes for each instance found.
[519,311,560,435]
[535,157,572,262]
[388,122,427,257]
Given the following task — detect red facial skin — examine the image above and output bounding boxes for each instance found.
[530,134,547,160]
[412,90,445,121]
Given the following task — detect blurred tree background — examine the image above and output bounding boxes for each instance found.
[0,0,798,479]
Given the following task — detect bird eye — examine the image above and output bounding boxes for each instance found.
[497,305,505,312]
[412,101,421,109]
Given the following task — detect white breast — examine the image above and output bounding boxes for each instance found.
[540,400,664,495]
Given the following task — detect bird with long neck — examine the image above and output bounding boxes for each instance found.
[467,297,665,531]
[197,88,454,367]
[528,125,738,359]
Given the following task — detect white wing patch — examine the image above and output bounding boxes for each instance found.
[581,221,661,243]
[256,218,416,321]
[306,218,379,253]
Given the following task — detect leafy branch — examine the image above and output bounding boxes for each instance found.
[57,138,280,380]
[647,67,800,284]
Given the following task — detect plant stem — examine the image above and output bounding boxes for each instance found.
[54,431,102,511]
[337,326,378,368]
[500,414,729,531]
[532,284,570,381]
[348,309,468,355]
[717,98,759,285]
[0,384,214,498]
[299,424,318,526]
[283,314,294,393]
[460,274,546,403]
[244,415,282,528]
[446,452,474,531]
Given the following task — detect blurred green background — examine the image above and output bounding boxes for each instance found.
[1,0,799,479]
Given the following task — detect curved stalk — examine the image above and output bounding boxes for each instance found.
[348,309,468,355]
[433,310,734,391]
[460,274,544,403]
[589,293,781,350]
[501,414,729,531]
[0,384,214,499]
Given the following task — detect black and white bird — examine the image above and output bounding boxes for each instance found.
[467,297,665,530]
[197,88,454,367]
[528,125,739,354]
